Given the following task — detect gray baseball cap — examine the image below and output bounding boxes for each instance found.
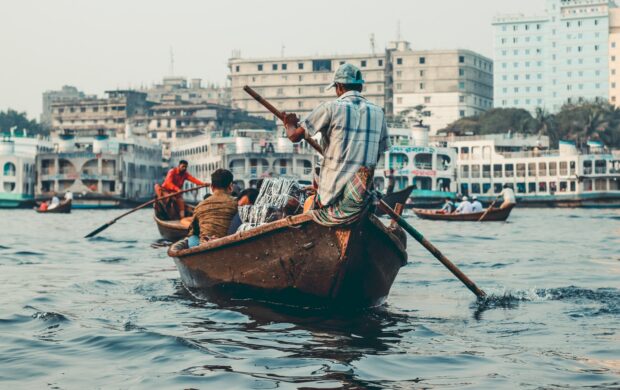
[327,63,365,89]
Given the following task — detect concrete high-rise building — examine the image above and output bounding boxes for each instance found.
[493,0,615,113]
[41,86,91,127]
[388,42,493,134]
[609,8,620,105]
[228,53,386,120]
[228,42,493,134]
[141,76,231,106]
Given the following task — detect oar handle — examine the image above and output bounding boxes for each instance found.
[377,200,487,299]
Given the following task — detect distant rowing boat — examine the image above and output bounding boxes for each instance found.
[35,199,72,214]
[168,211,407,308]
[412,205,515,222]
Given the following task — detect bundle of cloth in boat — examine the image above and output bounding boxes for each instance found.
[236,178,306,231]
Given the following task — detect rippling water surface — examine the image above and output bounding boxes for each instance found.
[0,208,618,389]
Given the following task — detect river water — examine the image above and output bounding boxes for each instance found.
[0,208,618,389]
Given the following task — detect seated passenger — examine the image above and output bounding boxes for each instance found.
[227,188,260,235]
[187,169,237,247]
[471,195,483,212]
[455,196,473,214]
[439,197,454,214]
[38,202,49,211]
[48,194,60,210]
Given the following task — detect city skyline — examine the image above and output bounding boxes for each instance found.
[0,0,543,118]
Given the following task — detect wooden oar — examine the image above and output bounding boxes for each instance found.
[84,184,209,238]
[244,87,487,299]
[478,196,500,222]
[376,200,486,298]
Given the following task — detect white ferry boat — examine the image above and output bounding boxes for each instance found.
[440,133,620,208]
[374,123,457,208]
[0,131,53,208]
[169,129,317,202]
[35,133,164,208]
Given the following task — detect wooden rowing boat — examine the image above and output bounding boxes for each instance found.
[375,185,414,217]
[154,203,193,241]
[35,199,72,214]
[168,211,408,308]
[412,204,515,221]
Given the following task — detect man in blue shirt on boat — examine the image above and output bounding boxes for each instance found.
[282,63,390,225]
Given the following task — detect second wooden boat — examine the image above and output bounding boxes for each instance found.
[35,199,72,214]
[412,204,515,221]
[168,211,408,308]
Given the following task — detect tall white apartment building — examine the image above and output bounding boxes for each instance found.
[609,8,620,105]
[229,42,493,134]
[493,0,614,113]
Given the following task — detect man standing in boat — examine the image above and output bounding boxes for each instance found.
[156,160,206,219]
[282,63,390,225]
[499,184,517,209]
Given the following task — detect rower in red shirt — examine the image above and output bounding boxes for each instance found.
[155,160,205,219]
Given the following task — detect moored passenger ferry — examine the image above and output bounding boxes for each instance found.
[441,133,620,208]
[0,132,53,208]
[35,133,164,208]
[374,123,457,208]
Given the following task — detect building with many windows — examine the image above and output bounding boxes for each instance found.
[493,0,614,113]
[228,41,493,134]
[608,7,620,105]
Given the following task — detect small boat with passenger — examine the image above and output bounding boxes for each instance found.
[35,199,72,214]
[412,204,514,222]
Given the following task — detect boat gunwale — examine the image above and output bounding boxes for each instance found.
[168,212,407,263]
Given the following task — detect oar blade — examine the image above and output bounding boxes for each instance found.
[84,222,113,238]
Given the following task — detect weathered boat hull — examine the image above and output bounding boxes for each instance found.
[375,185,414,217]
[154,216,189,241]
[413,204,514,221]
[35,199,72,214]
[168,213,408,308]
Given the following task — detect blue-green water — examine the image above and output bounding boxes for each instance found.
[0,208,618,389]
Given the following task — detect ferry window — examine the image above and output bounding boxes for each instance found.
[516,183,526,193]
[482,165,491,178]
[460,183,469,195]
[494,183,503,193]
[539,162,547,176]
[560,181,568,191]
[516,163,526,177]
[584,179,592,191]
[528,162,536,176]
[437,155,451,171]
[460,147,469,159]
[471,165,480,178]
[583,160,592,174]
[390,153,409,169]
[549,182,557,193]
[3,182,16,192]
[539,182,547,192]
[595,179,607,190]
[3,162,16,176]
[493,164,502,178]
[528,182,536,193]
[437,178,451,192]
[413,177,432,190]
[549,162,557,175]
[460,165,469,178]
[482,183,491,194]
[595,160,606,174]
[609,179,619,190]
[414,153,432,169]
[505,164,514,177]
[471,183,481,193]
[559,161,568,175]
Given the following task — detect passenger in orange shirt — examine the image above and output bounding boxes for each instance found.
[156,160,205,219]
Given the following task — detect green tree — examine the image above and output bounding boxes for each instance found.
[0,109,45,136]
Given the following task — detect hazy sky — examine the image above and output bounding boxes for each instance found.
[0,0,544,118]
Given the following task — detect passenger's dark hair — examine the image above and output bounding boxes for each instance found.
[238,188,259,204]
[211,168,234,189]
[179,160,188,166]
[339,83,363,92]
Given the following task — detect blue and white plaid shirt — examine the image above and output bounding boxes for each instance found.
[301,91,390,205]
